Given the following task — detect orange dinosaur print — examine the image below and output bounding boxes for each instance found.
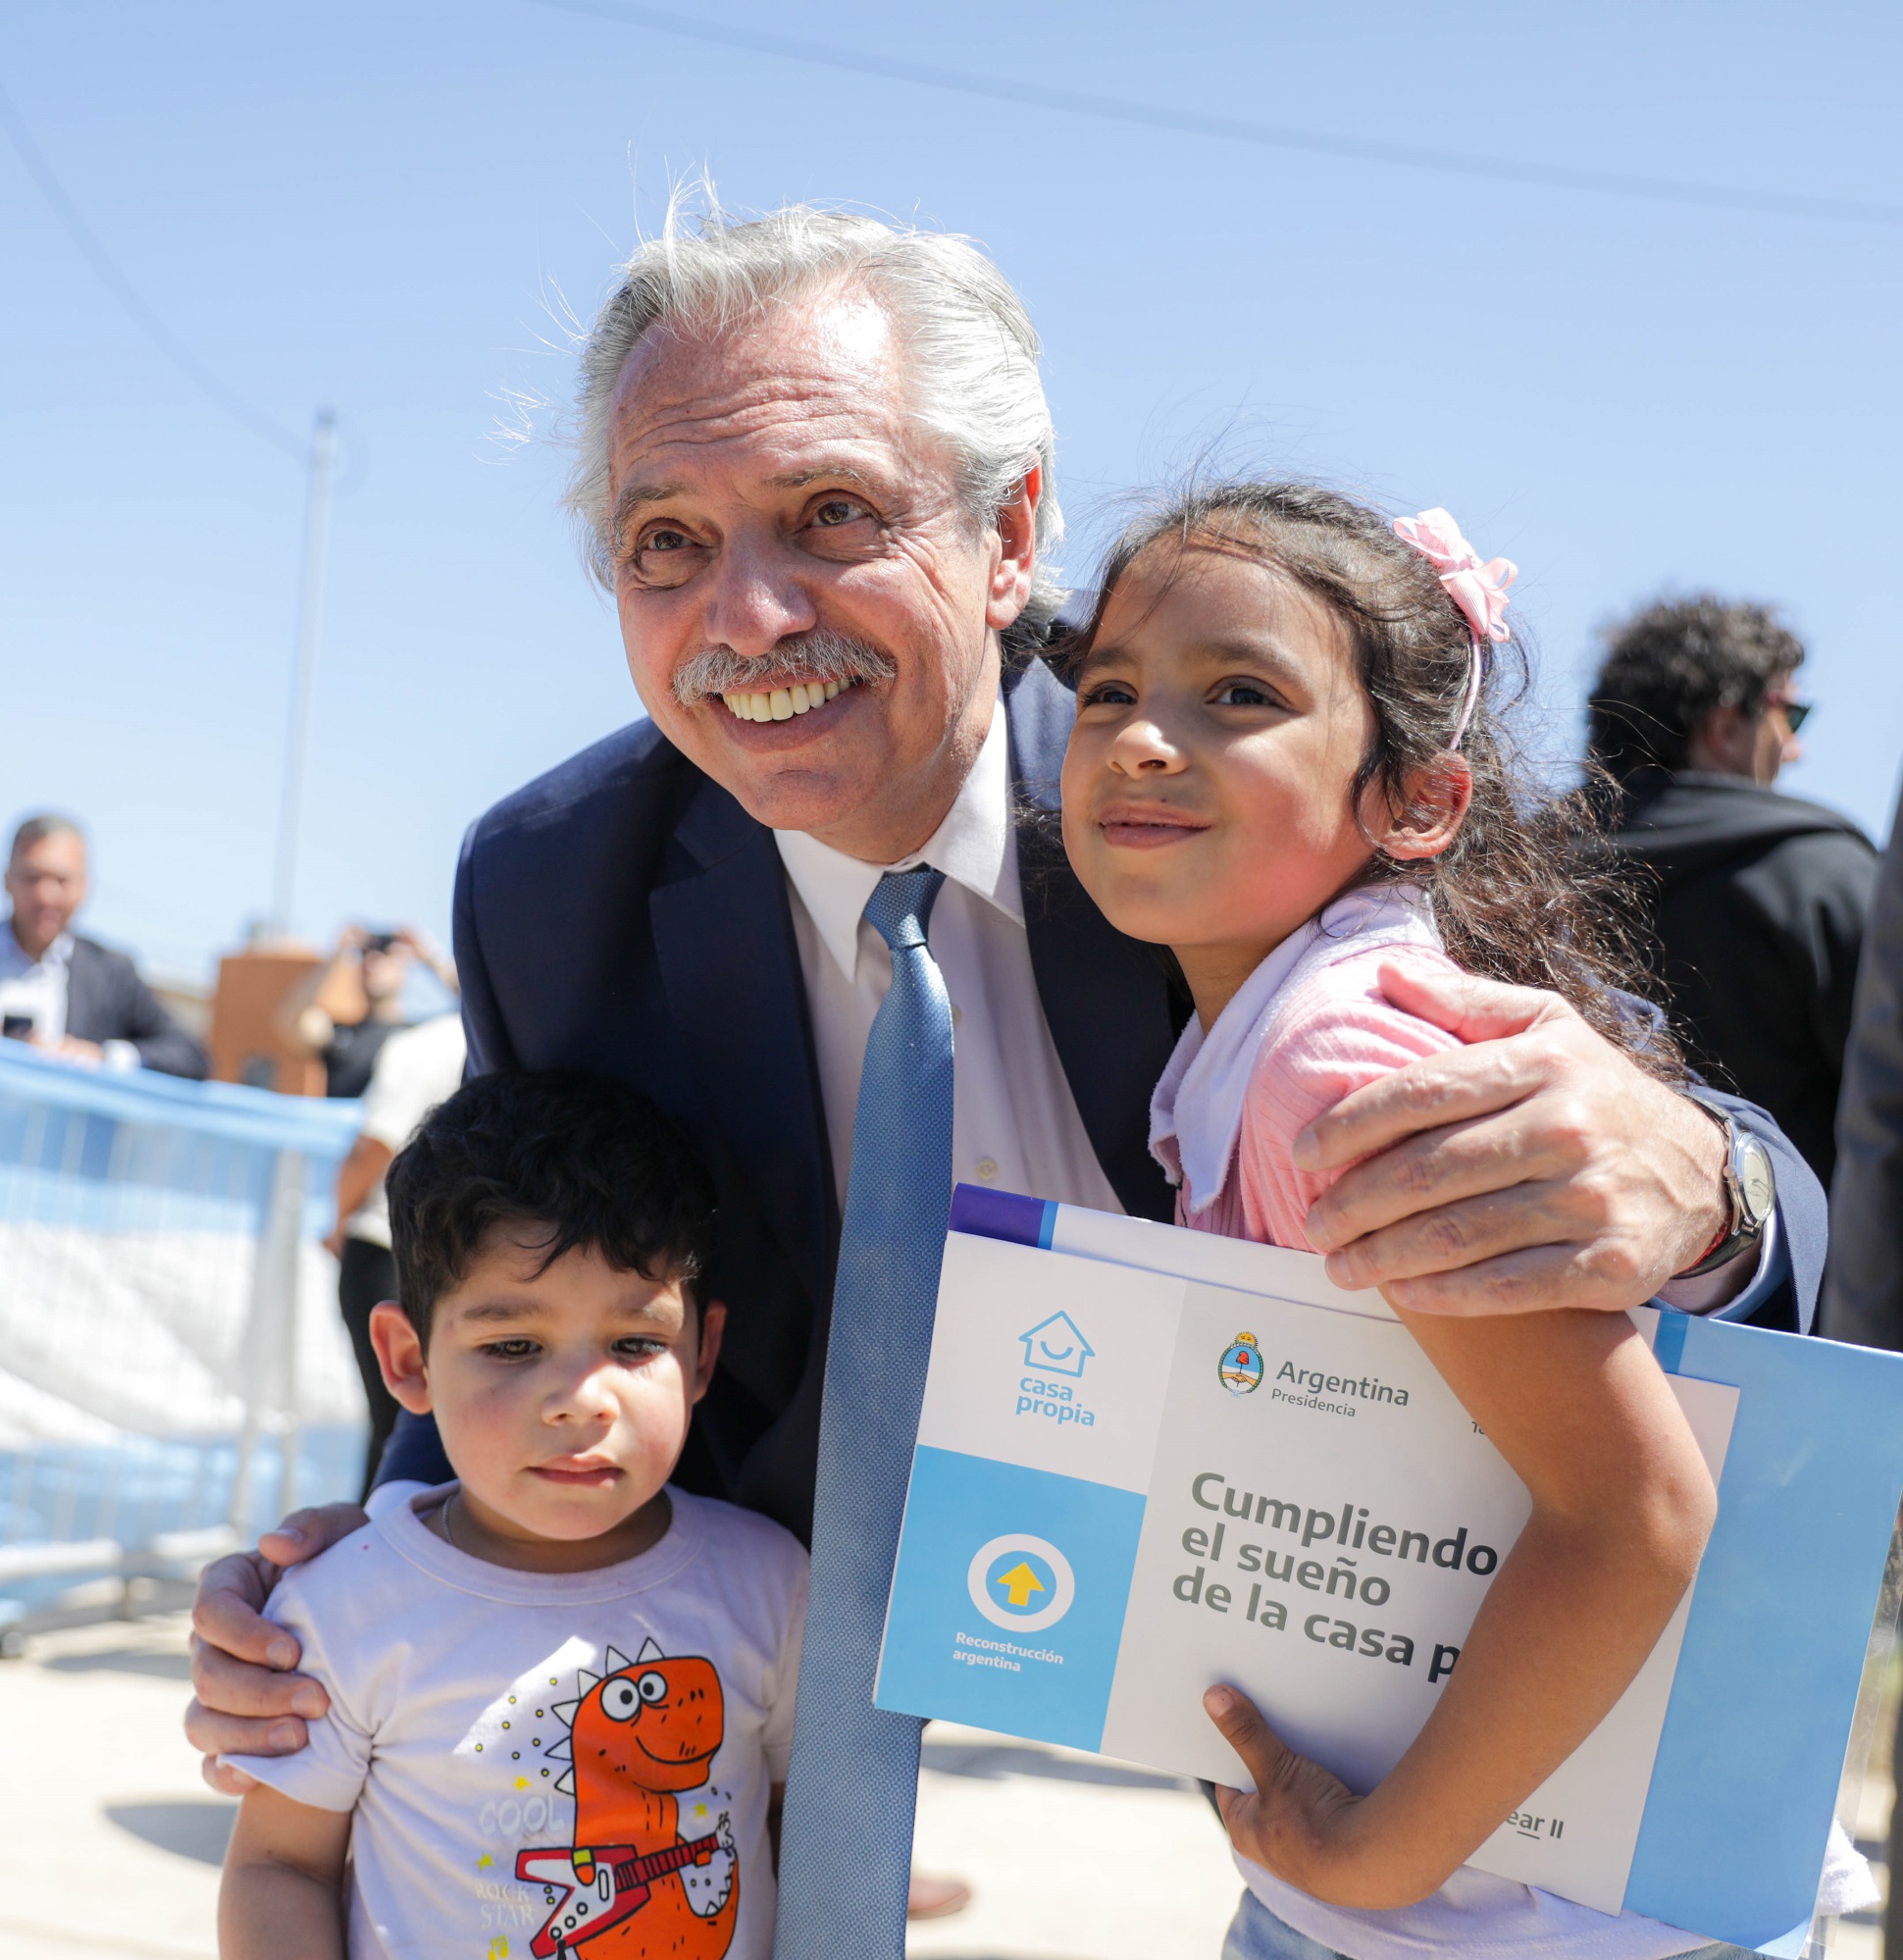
[514,1641,739,1959]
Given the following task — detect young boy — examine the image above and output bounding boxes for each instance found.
[219,1071,806,1960]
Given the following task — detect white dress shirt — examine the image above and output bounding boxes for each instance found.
[0,925,72,1043]
[775,704,1122,1216]
[0,924,139,1071]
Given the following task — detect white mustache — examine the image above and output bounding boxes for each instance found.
[672,630,899,708]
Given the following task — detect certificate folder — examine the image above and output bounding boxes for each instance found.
[875,1187,1903,1952]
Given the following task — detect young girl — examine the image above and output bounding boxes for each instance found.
[1060,484,1734,1960]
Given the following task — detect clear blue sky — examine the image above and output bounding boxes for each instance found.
[4,1,1899,984]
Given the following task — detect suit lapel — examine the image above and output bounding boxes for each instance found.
[650,777,833,1309]
[61,939,100,1040]
[1006,658,1182,1222]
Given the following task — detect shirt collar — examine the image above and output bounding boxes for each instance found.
[1149,885,1443,1214]
[774,699,1022,982]
[0,922,72,975]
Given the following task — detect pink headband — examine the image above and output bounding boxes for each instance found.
[1391,508,1517,749]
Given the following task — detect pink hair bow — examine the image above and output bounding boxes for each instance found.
[1391,507,1517,748]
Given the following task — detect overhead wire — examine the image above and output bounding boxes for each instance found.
[0,77,312,460]
[531,0,1903,231]
[5,9,1893,482]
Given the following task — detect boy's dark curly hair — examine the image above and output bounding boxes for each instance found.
[386,1070,716,1346]
[1062,480,1681,1079]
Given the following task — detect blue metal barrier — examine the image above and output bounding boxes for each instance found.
[0,1044,367,1635]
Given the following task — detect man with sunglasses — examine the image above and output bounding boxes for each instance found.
[1589,595,1877,1187]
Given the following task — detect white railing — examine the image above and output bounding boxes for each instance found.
[0,1043,367,1643]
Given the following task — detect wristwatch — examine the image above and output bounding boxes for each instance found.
[1675,1092,1776,1279]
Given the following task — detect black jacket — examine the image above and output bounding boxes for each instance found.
[1610,771,1877,1188]
[1823,779,1903,1349]
[57,933,210,1079]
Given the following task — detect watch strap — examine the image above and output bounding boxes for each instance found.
[1675,1092,1764,1280]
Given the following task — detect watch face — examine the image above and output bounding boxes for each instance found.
[1737,1136,1776,1228]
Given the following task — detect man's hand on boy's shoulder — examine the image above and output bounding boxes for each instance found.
[187,1502,367,1794]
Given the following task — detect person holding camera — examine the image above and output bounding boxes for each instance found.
[322,1009,467,1495]
[275,923,457,1099]
[281,924,461,1490]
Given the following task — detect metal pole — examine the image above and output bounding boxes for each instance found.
[230,1149,304,1537]
[276,1153,308,1520]
[270,409,337,938]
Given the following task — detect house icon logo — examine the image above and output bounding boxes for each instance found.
[1019,1311,1095,1378]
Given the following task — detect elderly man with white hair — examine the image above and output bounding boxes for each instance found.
[186,203,1820,1955]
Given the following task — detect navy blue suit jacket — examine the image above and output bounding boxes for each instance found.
[381,656,1825,1538]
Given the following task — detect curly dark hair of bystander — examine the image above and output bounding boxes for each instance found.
[1587,595,1806,780]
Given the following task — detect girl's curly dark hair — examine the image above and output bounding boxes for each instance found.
[1060,480,1679,1078]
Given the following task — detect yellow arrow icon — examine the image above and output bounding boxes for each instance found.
[994,1561,1047,1609]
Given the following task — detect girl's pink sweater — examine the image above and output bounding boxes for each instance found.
[1148,890,1466,1250]
[1181,947,1464,1248]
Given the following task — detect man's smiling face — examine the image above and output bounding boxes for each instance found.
[604,287,1036,863]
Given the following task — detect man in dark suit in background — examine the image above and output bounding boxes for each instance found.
[188,208,1821,1854]
[1590,596,1876,1189]
[0,813,207,1079]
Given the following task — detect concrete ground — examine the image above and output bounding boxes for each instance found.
[0,1611,1883,1960]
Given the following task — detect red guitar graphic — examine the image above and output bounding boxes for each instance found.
[515,1640,739,1959]
[516,1829,725,1957]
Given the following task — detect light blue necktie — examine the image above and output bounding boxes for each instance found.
[776,866,953,1960]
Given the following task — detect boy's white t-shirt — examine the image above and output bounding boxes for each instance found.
[227,1484,806,1960]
